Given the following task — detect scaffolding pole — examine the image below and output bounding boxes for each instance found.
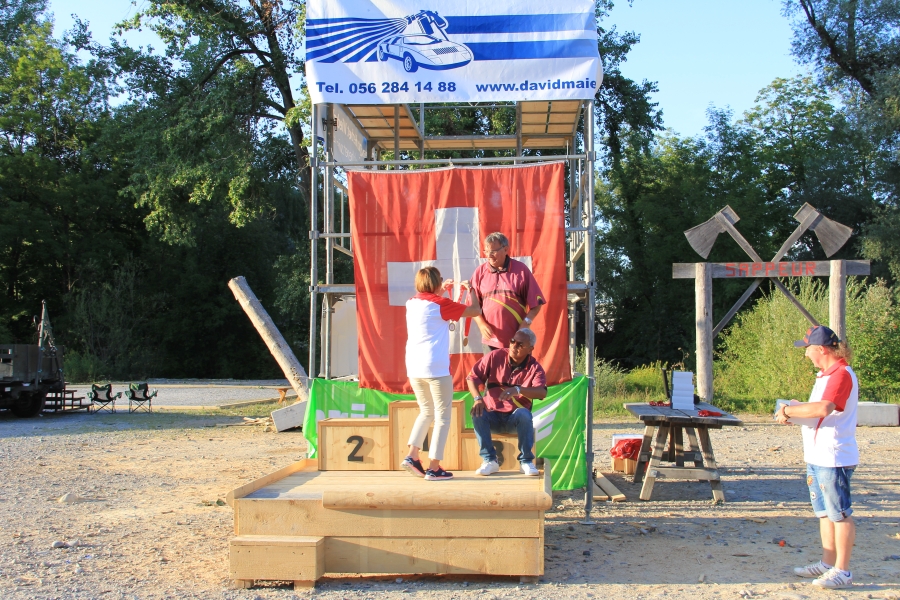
[582,100,596,523]
[308,104,319,379]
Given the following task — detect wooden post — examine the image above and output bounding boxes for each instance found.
[830,259,847,341]
[695,263,713,402]
[228,276,310,402]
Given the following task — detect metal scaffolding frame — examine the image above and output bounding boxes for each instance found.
[307,100,597,519]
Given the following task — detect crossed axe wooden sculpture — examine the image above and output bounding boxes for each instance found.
[674,203,870,401]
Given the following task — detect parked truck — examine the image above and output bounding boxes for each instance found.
[0,302,64,418]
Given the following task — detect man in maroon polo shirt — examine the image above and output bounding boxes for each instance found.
[470,232,545,350]
[466,328,547,476]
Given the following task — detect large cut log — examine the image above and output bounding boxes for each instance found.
[228,276,309,405]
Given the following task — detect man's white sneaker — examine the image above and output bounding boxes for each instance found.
[519,461,540,476]
[811,567,852,589]
[475,460,500,476]
[793,560,832,578]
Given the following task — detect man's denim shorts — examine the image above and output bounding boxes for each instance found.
[806,463,856,522]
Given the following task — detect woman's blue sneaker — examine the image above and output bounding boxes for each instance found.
[401,456,425,477]
[424,467,454,481]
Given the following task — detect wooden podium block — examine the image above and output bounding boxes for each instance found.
[318,418,390,470]
[230,535,324,586]
[389,400,462,470]
[228,461,551,586]
[460,432,522,471]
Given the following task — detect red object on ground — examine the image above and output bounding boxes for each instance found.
[697,410,723,417]
[610,439,641,460]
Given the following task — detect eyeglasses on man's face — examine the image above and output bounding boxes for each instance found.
[510,338,529,348]
[484,244,507,256]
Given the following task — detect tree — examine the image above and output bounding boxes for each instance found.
[742,76,877,257]
[101,0,310,244]
[785,0,900,284]
[0,5,133,342]
[785,0,900,97]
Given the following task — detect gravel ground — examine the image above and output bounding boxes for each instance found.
[64,381,295,407]
[1,410,899,600]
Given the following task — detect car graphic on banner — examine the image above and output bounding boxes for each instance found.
[376,11,472,72]
[377,34,472,72]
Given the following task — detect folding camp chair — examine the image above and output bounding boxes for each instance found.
[88,384,120,413]
[125,382,158,413]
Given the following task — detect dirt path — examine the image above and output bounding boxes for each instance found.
[1,411,898,599]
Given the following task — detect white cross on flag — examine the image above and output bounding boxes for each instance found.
[348,163,570,393]
[386,207,532,355]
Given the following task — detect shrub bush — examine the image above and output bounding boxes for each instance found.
[716,278,900,407]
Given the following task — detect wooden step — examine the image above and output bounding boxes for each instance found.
[230,535,324,589]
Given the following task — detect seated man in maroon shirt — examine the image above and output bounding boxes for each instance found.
[466,328,547,476]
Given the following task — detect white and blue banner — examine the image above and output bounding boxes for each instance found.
[305,0,602,104]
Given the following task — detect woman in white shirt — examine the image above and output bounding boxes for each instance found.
[402,267,481,481]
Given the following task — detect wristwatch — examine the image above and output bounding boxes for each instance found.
[515,386,521,396]
[474,395,483,402]
[523,316,532,325]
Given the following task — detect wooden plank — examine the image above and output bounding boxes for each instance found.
[591,478,608,502]
[271,400,307,432]
[230,536,324,582]
[255,475,538,492]
[639,424,669,501]
[622,403,667,423]
[322,488,551,511]
[690,402,743,427]
[650,466,720,481]
[389,400,462,471]
[673,260,870,279]
[232,535,323,546]
[323,536,543,576]
[226,459,314,506]
[684,427,704,468]
[593,472,625,502]
[632,424,655,483]
[318,419,391,471]
[235,501,543,538]
[697,427,725,503]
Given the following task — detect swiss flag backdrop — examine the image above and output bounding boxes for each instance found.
[348,163,571,393]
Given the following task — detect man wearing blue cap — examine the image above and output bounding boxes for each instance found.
[776,325,858,589]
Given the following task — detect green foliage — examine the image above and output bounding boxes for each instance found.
[66,260,158,379]
[623,362,666,395]
[63,350,107,383]
[716,278,900,405]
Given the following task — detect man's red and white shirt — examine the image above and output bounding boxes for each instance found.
[801,359,859,467]
[405,292,467,379]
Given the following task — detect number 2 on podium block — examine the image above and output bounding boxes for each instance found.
[318,419,391,470]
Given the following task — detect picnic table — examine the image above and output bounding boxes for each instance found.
[623,402,743,503]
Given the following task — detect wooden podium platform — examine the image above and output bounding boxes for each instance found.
[227,400,551,589]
